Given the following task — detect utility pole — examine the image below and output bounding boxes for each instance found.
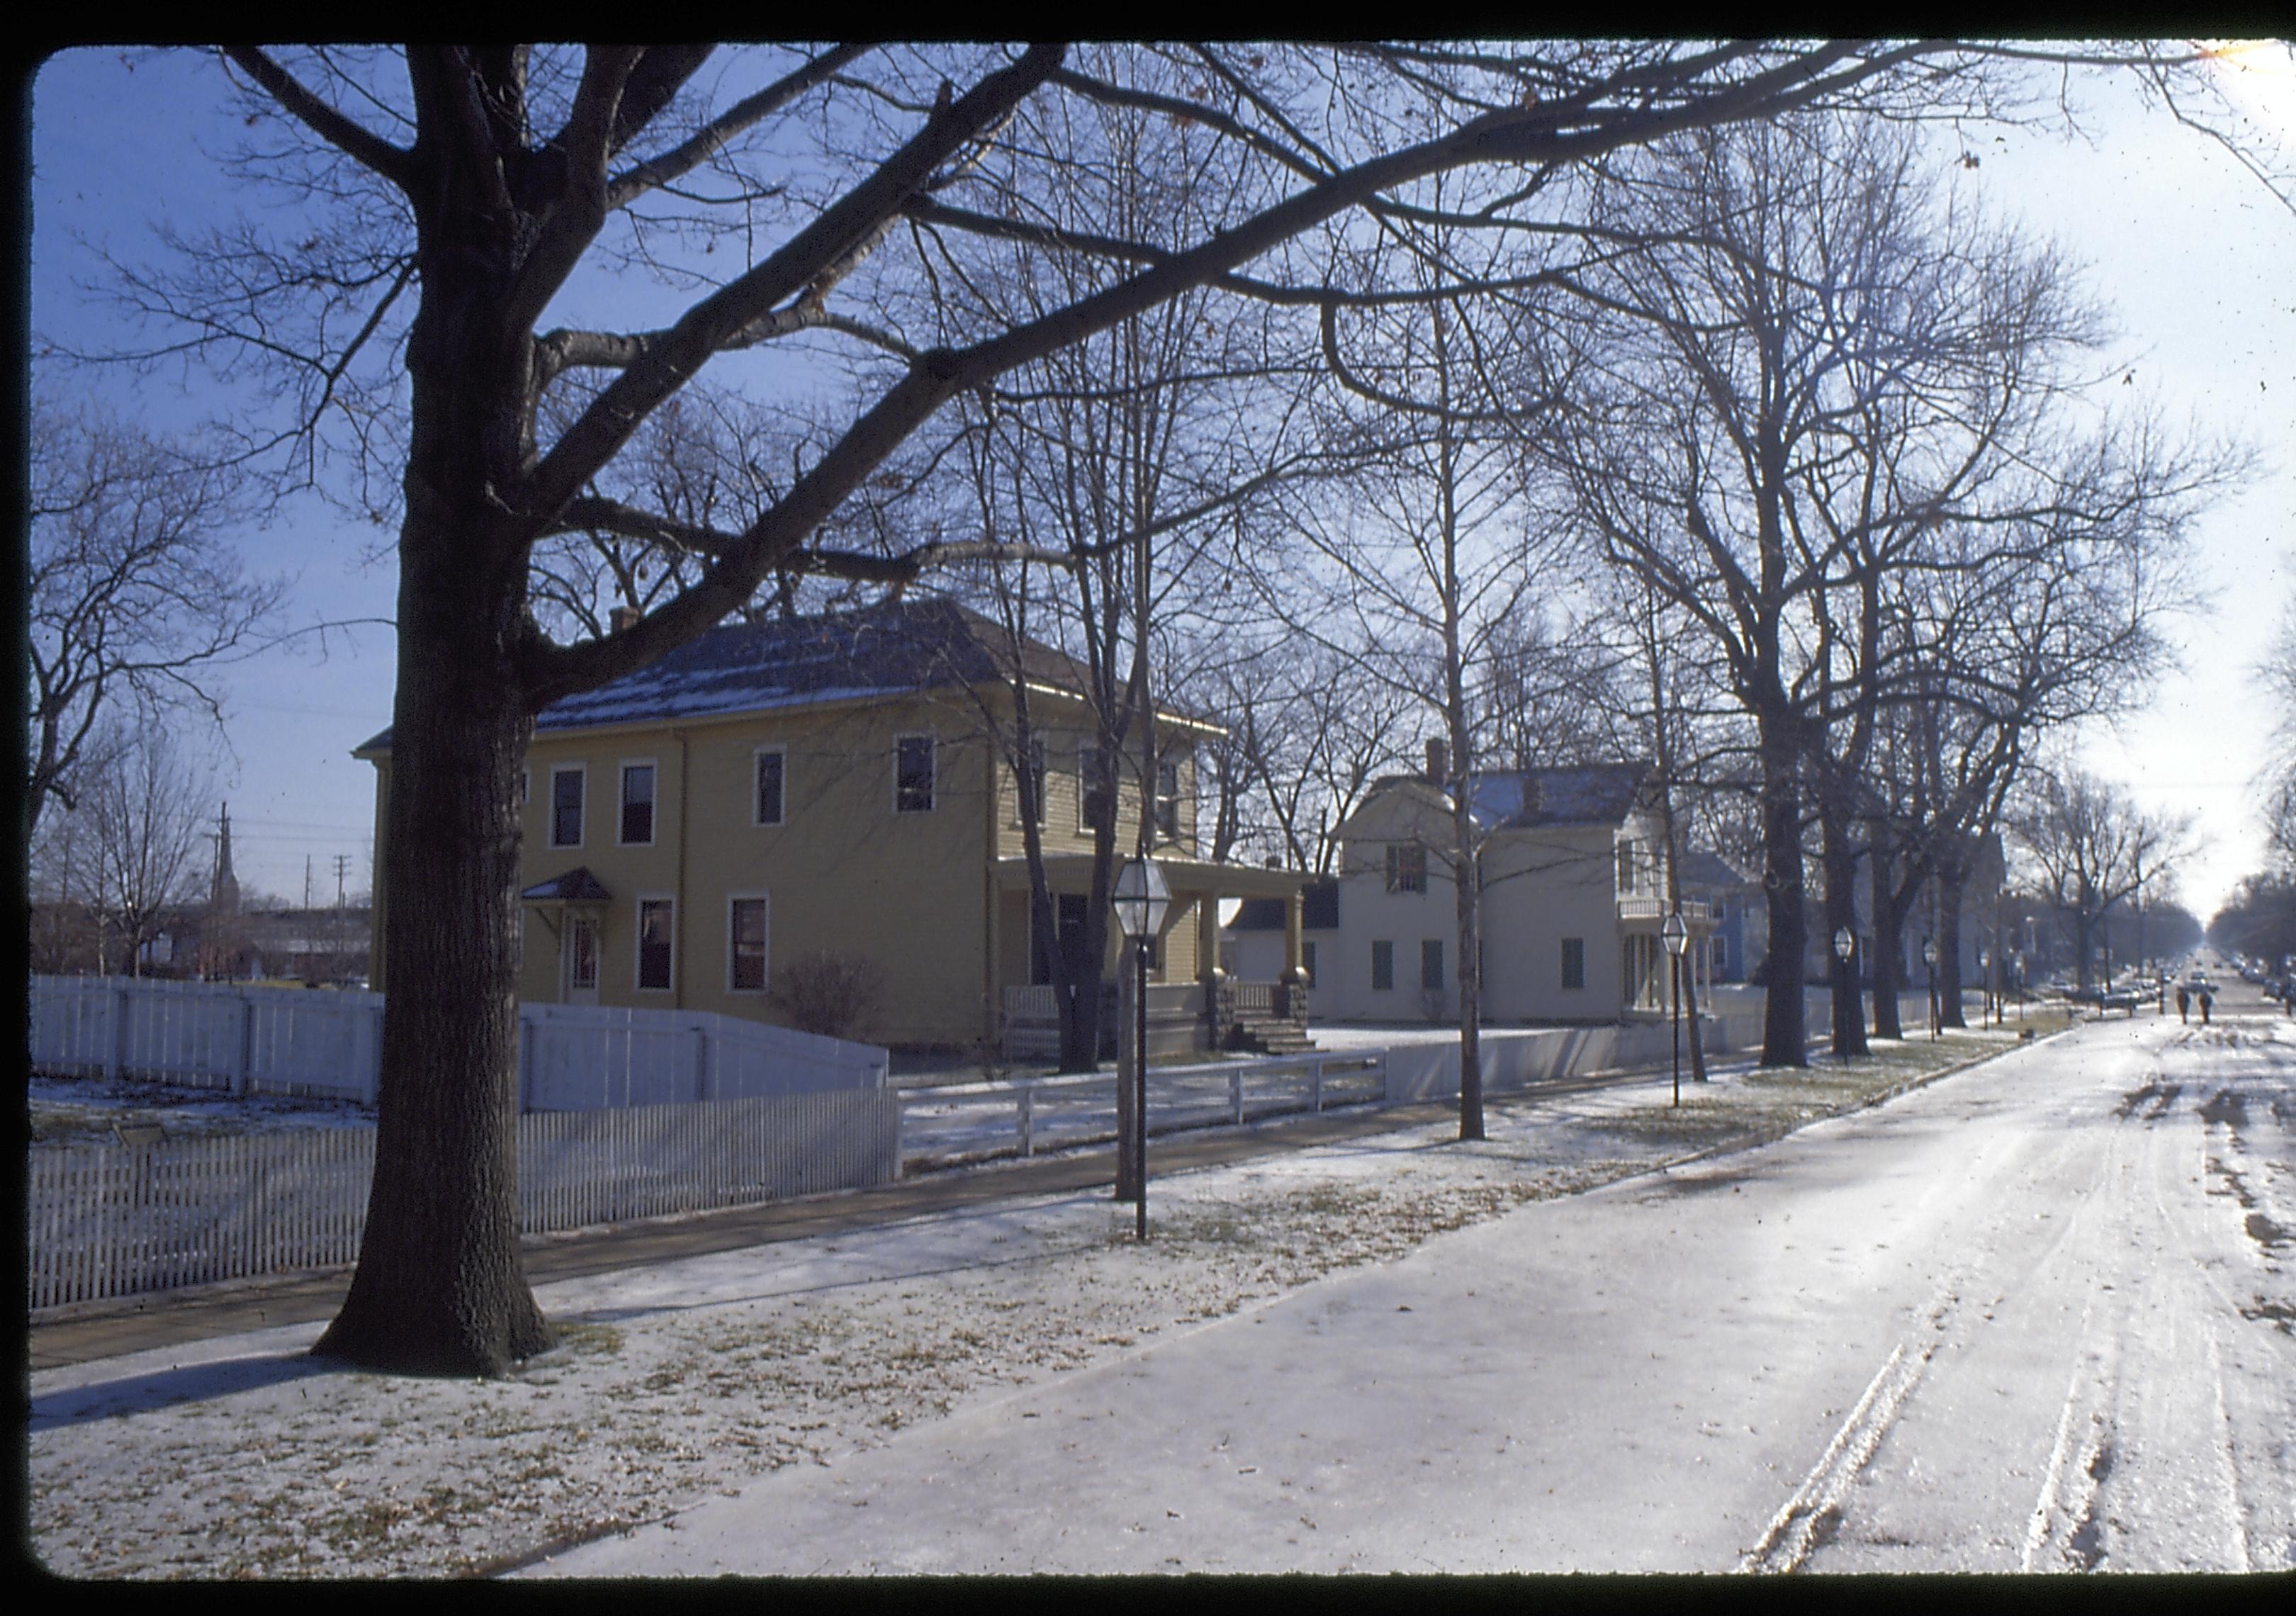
[334,853,350,909]
[305,854,314,911]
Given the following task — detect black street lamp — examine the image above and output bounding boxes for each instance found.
[1922,936,1940,1040]
[1110,855,1169,1241]
[1662,910,1689,1107]
[1833,927,1855,1055]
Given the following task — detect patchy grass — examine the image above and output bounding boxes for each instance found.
[30,1024,2038,1580]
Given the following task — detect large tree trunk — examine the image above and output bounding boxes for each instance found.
[1820,797,1868,1060]
[1869,823,1903,1040]
[1757,712,1808,1067]
[315,165,555,1374]
[1937,857,1969,1028]
[1453,777,1484,1142]
[315,555,551,1374]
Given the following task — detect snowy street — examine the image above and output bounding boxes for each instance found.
[530,994,2295,1576]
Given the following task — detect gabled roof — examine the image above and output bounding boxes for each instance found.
[1679,849,1757,892]
[356,598,1203,754]
[520,868,612,903]
[1463,763,1652,829]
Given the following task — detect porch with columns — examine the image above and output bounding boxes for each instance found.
[991,855,1312,1060]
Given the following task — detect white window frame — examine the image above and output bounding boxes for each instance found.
[549,764,586,850]
[1014,735,1047,827]
[753,746,787,828]
[618,758,659,848]
[894,731,937,814]
[726,892,770,994]
[1079,741,1110,832]
[634,894,676,994]
[1387,843,1428,894]
[1154,753,1181,843]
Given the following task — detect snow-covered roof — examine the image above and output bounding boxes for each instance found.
[356,599,1167,753]
[1465,763,1651,830]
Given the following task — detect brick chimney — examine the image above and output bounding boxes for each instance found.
[609,605,641,635]
[1425,738,1447,785]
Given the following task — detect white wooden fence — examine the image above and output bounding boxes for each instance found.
[899,1051,1388,1167]
[26,1092,903,1313]
[26,976,887,1108]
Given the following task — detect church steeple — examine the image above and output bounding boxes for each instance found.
[210,802,241,917]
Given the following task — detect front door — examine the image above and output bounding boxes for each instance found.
[1030,893,1096,987]
[562,914,600,1005]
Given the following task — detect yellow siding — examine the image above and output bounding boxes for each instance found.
[370,678,1212,1048]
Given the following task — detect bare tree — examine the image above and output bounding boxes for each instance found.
[27,403,283,836]
[1185,634,1418,874]
[2009,765,2193,991]
[1265,193,1580,1140]
[2261,595,2296,871]
[55,726,218,977]
[72,40,2220,1375]
[1531,110,2227,1067]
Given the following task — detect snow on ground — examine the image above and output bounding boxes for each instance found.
[26,1026,2036,1579]
[28,1074,376,1144]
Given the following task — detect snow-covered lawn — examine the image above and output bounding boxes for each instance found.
[26,1026,2035,1578]
[28,1073,376,1145]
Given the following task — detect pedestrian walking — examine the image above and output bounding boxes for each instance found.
[2176,984,2190,1022]
[2199,987,2213,1025]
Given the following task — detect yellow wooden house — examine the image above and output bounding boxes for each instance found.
[355,600,1309,1053]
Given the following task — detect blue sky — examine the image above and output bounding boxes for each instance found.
[28,45,2296,919]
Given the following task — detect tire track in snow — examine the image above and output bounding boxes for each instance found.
[1738,1278,1964,1575]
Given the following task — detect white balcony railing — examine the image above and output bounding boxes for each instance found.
[1616,895,1713,923]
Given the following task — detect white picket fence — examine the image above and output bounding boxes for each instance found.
[26,1092,904,1313]
[900,1051,1390,1167]
[898,1009,1799,1167]
[26,975,887,1109]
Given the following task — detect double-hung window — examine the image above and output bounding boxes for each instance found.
[728,896,769,993]
[754,748,785,826]
[1154,758,1181,842]
[1386,843,1428,894]
[896,734,935,813]
[550,766,585,848]
[620,762,656,846]
[636,897,675,992]
[1017,736,1047,826]
[1371,940,1395,992]
[1079,743,1113,831]
[1422,939,1446,992]
[1561,936,1587,992]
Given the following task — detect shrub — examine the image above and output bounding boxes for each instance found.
[769,950,885,1040]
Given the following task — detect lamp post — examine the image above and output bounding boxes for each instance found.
[1110,855,1169,1241]
[1923,936,1940,1040]
[1662,910,1689,1107]
[1978,946,1991,1027]
[1833,927,1855,1055]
